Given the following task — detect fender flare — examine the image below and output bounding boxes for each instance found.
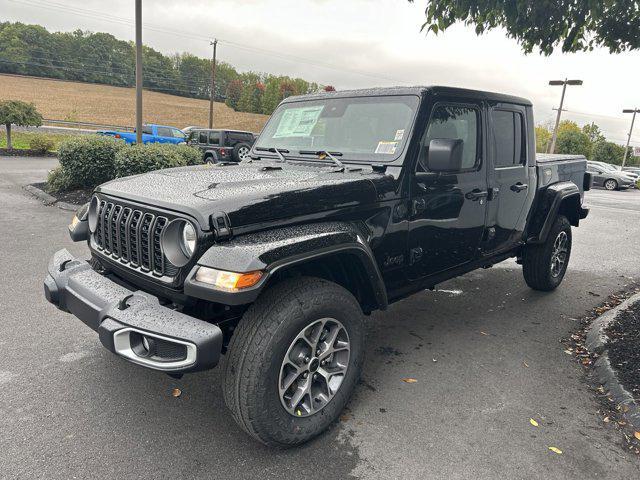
[527,182,588,244]
[184,222,388,309]
[203,149,219,162]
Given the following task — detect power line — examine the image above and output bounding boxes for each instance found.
[6,0,413,85]
[0,60,213,96]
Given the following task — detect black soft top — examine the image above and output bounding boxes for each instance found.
[283,86,532,107]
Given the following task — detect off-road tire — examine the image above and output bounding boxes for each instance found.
[604,179,618,191]
[232,142,251,162]
[522,215,572,291]
[222,276,365,447]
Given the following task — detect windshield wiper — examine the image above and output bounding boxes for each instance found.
[254,147,290,163]
[299,150,345,170]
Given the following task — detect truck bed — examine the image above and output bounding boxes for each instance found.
[535,154,587,191]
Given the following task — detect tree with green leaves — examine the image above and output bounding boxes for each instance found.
[534,125,551,153]
[0,100,42,150]
[410,1,640,55]
[556,129,592,159]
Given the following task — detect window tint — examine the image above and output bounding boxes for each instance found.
[142,126,153,135]
[157,126,173,138]
[198,131,207,144]
[422,105,478,170]
[209,131,221,145]
[492,110,525,167]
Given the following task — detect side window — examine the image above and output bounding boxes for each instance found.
[198,131,208,144]
[420,105,479,171]
[209,131,221,145]
[157,126,173,137]
[227,133,241,146]
[172,128,185,140]
[492,110,526,167]
[142,126,153,135]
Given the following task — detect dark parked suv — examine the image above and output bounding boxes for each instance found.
[188,129,256,163]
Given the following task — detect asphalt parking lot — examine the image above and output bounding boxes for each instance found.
[1,156,639,479]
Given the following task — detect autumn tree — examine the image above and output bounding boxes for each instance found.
[225,79,243,110]
[410,1,640,55]
[0,100,42,150]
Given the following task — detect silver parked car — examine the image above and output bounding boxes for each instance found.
[587,162,637,190]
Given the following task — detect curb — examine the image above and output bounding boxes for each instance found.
[585,292,640,432]
[22,184,81,211]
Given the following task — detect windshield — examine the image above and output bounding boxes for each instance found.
[254,95,420,162]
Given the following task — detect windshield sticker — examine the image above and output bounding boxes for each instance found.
[375,141,398,154]
[273,106,324,138]
[394,129,405,141]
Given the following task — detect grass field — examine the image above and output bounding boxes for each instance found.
[0,131,73,150]
[0,74,269,133]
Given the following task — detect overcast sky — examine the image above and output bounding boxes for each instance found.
[3,0,640,145]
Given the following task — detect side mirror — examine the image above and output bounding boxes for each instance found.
[426,138,463,172]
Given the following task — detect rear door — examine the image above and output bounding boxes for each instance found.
[156,126,174,144]
[482,104,535,253]
[587,165,605,187]
[408,99,488,279]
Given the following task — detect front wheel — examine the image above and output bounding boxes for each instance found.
[222,277,365,447]
[604,179,618,191]
[522,215,572,291]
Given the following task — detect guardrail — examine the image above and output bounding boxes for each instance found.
[42,118,134,131]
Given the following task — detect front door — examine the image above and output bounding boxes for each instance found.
[408,101,488,280]
[483,104,535,253]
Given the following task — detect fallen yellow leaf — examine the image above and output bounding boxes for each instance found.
[548,447,563,454]
[530,418,539,427]
[634,431,640,441]
[402,378,418,383]
[171,388,182,397]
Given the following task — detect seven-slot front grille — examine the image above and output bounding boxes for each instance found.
[93,199,177,277]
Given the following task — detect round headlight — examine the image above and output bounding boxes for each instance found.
[181,222,197,257]
[88,196,100,233]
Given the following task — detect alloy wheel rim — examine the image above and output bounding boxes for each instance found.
[278,318,350,417]
[238,146,250,160]
[605,180,616,190]
[550,231,569,277]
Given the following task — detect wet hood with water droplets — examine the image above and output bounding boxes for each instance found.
[96,162,384,230]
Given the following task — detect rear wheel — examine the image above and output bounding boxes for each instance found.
[604,179,618,191]
[522,215,572,291]
[222,277,365,447]
[232,143,251,162]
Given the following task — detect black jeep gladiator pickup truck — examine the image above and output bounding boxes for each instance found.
[45,86,590,447]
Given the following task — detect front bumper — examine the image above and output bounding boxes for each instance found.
[44,249,223,373]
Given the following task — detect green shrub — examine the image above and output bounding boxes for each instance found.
[46,165,74,193]
[114,143,189,177]
[174,144,203,166]
[57,135,125,189]
[29,133,55,153]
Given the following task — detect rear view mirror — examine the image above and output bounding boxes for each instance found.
[426,138,463,172]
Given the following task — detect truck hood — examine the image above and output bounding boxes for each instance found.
[96,162,388,230]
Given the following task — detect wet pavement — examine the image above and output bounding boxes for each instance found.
[1,156,639,479]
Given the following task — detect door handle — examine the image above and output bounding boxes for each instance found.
[412,198,426,215]
[510,183,528,192]
[465,189,488,201]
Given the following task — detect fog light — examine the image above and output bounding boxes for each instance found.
[142,336,151,352]
[195,267,263,291]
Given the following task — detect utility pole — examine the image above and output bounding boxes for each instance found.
[135,0,143,144]
[208,39,218,129]
[547,78,583,154]
[622,108,639,167]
